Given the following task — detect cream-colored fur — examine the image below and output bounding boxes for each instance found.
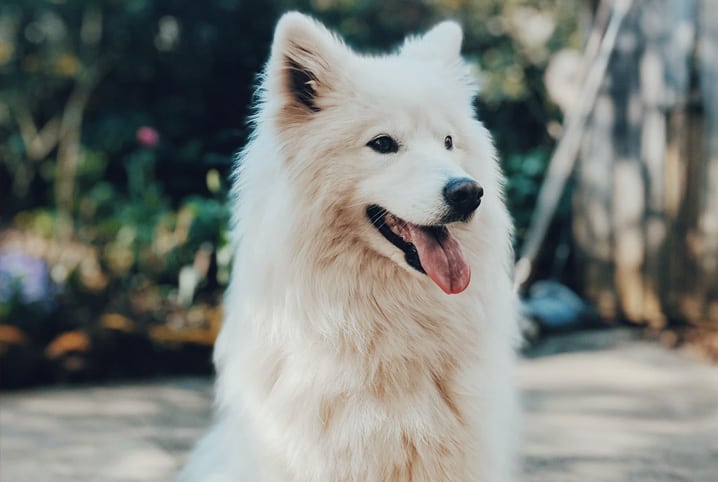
[179,12,520,482]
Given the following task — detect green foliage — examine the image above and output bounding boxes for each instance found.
[504,148,552,241]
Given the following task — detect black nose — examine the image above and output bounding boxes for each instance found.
[443,177,483,221]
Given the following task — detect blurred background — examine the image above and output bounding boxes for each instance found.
[3,1,718,481]
[1,0,717,390]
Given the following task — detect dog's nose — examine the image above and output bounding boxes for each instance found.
[443,178,483,221]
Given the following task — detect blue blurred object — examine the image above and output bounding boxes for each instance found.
[521,280,597,331]
[0,253,57,312]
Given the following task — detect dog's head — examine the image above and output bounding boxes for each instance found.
[259,12,501,295]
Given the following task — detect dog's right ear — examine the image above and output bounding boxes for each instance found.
[267,12,342,116]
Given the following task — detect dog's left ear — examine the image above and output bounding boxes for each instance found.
[267,12,343,116]
[401,21,463,61]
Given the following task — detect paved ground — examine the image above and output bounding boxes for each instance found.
[2,329,717,481]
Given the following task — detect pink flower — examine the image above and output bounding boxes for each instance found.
[136,126,160,148]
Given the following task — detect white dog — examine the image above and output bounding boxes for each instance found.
[180,12,520,482]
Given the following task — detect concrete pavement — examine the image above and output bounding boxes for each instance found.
[1,329,717,481]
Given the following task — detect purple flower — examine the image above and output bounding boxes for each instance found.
[0,253,56,311]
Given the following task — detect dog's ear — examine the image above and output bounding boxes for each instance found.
[268,12,342,115]
[401,21,463,61]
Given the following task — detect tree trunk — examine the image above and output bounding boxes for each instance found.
[574,0,718,326]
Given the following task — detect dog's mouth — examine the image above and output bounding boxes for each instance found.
[366,205,471,295]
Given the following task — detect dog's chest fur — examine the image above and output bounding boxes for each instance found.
[242,308,481,482]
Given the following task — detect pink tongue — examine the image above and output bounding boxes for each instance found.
[405,225,471,294]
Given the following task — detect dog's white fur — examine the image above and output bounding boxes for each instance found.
[180,12,520,482]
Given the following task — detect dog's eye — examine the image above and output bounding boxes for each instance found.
[444,135,453,150]
[367,135,399,154]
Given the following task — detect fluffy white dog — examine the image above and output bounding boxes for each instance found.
[180,12,520,482]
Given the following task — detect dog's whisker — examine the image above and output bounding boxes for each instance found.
[370,212,386,226]
[369,209,387,226]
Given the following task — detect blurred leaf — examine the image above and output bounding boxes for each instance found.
[45,329,91,359]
